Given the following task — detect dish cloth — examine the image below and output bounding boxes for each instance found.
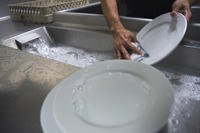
[130,42,149,62]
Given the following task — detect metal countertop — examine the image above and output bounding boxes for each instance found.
[0,45,78,133]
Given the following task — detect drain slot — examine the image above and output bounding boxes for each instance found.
[15,33,41,50]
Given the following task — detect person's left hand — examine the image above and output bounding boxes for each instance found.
[171,0,192,21]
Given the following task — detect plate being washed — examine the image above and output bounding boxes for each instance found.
[135,12,187,65]
[41,60,174,133]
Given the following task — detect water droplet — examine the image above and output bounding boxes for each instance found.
[77,84,84,92]
[171,119,179,125]
[141,81,151,95]
[72,99,85,113]
[72,100,80,112]
[185,100,189,105]
[186,113,191,118]
[72,89,77,95]
[171,113,176,117]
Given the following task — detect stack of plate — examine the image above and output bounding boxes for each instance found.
[40,13,187,133]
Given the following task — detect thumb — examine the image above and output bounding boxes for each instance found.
[171,3,180,17]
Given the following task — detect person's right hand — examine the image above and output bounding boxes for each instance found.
[112,27,142,60]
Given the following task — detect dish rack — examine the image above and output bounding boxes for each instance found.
[8,0,89,23]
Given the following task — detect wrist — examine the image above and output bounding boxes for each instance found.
[110,20,124,33]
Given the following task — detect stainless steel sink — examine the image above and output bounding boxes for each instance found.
[0,0,199,133]
[1,26,115,67]
[1,12,200,69]
[1,26,113,51]
[0,11,199,133]
[2,24,199,69]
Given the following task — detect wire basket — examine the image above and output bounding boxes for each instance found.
[8,0,89,23]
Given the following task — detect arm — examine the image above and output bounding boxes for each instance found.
[101,0,142,59]
[101,0,123,32]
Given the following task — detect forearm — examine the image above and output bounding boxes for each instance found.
[100,0,124,32]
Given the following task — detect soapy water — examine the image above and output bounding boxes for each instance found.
[163,71,200,101]
[21,38,114,67]
[20,38,147,67]
[161,69,200,133]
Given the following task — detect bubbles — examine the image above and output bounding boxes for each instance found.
[77,85,83,91]
[23,39,114,68]
[72,84,85,113]
[72,98,85,113]
[186,113,191,118]
[161,69,200,132]
[171,113,176,117]
[71,78,92,116]
[140,81,151,95]
[171,118,179,125]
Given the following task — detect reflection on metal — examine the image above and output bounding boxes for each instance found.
[0,16,10,21]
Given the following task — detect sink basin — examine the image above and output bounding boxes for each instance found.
[1,7,200,69]
[1,26,115,67]
[1,21,200,69]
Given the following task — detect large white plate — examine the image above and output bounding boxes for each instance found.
[136,13,187,65]
[40,86,62,133]
[40,60,174,133]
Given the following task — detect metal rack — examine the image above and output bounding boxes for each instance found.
[8,0,89,23]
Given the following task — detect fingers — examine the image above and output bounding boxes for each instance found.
[113,28,142,60]
[119,45,131,60]
[171,1,192,21]
[129,32,137,42]
[170,11,178,17]
[120,35,142,55]
[171,3,180,17]
[171,7,192,21]
[114,45,131,60]
[114,47,121,59]
[127,42,143,55]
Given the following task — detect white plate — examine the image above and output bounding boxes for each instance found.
[40,86,62,133]
[136,13,187,65]
[40,60,174,133]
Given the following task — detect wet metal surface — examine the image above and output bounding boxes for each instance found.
[157,66,200,133]
[0,45,78,133]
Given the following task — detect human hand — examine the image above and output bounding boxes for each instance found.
[171,0,192,21]
[112,27,142,60]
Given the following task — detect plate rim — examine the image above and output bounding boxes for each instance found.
[41,60,174,133]
[136,12,187,65]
